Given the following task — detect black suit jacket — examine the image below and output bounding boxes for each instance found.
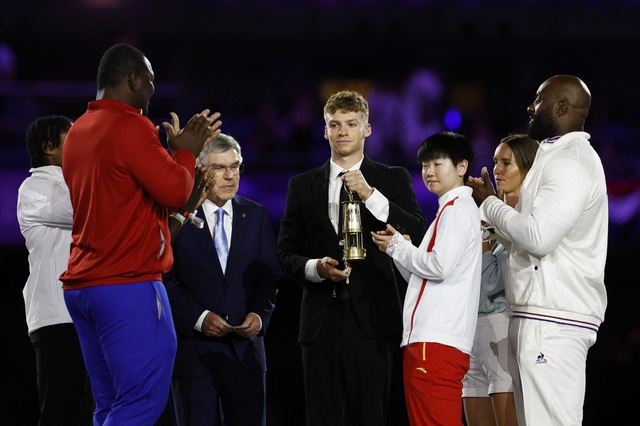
[164,196,281,376]
[277,156,427,343]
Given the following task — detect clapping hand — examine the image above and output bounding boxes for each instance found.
[163,109,222,157]
[467,166,499,207]
[181,166,215,213]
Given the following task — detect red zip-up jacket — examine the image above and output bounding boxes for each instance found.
[60,99,195,288]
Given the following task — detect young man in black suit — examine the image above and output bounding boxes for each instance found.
[278,90,427,425]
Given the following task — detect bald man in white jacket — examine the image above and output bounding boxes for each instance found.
[469,75,607,426]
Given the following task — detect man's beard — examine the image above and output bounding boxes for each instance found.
[528,105,555,141]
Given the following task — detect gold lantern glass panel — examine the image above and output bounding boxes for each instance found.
[341,186,367,262]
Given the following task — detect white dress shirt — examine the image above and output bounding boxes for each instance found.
[202,199,233,250]
[17,166,74,334]
[304,157,390,282]
[193,199,263,332]
[194,200,233,331]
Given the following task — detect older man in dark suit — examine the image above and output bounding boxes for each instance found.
[164,133,280,426]
[278,90,427,426]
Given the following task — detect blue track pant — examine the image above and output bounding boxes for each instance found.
[65,280,177,426]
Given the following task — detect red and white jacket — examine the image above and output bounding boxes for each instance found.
[387,186,482,353]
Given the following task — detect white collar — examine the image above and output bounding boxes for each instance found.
[542,131,590,144]
[438,186,472,208]
[329,157,364,181]
[202,198,233,220]
[29,165,66,185]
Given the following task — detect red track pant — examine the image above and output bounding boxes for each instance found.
[403,342,470,426]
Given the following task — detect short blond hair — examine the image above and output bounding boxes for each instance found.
[323,90,369,123]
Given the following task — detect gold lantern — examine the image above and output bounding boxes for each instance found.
[341,182,367,263]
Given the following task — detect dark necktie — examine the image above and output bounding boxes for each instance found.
[337,170,348,237]
[335,170,350,302]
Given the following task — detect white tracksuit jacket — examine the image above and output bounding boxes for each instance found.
[387,186,482,353]
[481,131,608,331]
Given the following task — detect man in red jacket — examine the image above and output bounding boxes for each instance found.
[61,43,220,425]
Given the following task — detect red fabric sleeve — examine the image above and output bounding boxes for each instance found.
[124,118,196,210]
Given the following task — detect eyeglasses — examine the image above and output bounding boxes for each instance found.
[210,162,244,176]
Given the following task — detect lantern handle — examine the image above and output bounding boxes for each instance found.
[342,181,354,202]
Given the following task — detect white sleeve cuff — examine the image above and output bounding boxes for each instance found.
[194,310,210,332]
[363,188,389,222]
[386,231,407,255]
[305,258,323,282]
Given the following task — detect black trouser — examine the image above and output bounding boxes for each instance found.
[301,300,395,426]
[30,323,93,426]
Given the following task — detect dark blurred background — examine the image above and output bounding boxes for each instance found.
[1,0,639,424]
